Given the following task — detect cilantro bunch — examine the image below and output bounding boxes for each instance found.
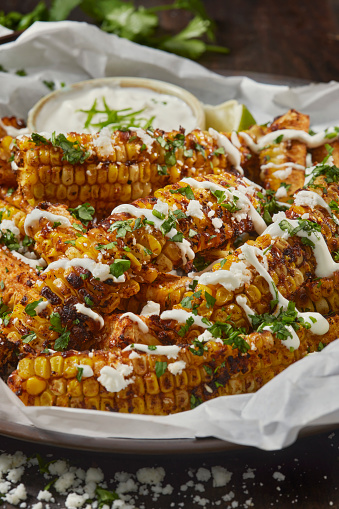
[0,0,229,60]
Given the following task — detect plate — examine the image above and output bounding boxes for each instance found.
[0,21,339,452]
[0,419,338,455]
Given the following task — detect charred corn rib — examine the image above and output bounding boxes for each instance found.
[237,110,309,201]
[12,128,250,218]
[7,314,336,413]
[0,116,26,188]
[148,163,339,339]
[119,273,191,314]
[25,173,264,284]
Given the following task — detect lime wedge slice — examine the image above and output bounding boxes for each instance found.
[204,100,256,132]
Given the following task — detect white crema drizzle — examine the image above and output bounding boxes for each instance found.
[208,128,244,175]
[181,177,266,235]
[239,127,339,154]
[111,200,195,265]
[235,242,329,350]
[24,209,71,235]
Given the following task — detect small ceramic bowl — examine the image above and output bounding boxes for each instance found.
[28,76,206,133]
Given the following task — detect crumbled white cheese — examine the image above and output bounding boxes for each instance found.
[5,483,27,504]
[140,301,161,317]
[65,492,89,508]
[75,364,94,378]
[130,127,155,153]
[85,467,104,484]
[167,360,186,376]
[196,468,211,482]
[54,472,77,494]
[98,364,134,393]
[7,466,24,483]
[0,219,20,239]
[275,186,287,199]
[211,466,232,487]
[92,127,113,157]
[37,490,54,502]
[211,217,223,231]
[136,467,165,485]
[186,199,204,220]
[35,300,49,315]
[273,471,286,481]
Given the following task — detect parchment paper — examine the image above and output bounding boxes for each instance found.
[0,21,338,450]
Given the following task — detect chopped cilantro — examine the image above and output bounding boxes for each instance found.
[108,219,133,238]
[190,394,202,409]
[274,134,284,143]
[31,133,48,145]
[95,487,119,508]
[148,345,157,351]
[256,189,288,225]
[157,164,168,175]
[69,203,95,226]
[109,259,131,278]
[84,296,94,308]
[178,316,194,337]
[189,338,208,356]
[205,291,216,309]
[43,80,55,91]
[76,366,84,382]
[221,196,240,213]
[0,280,4,290]
[95,241,117,251]
[213,147,225,156]
[0,229,20,251]
[207,321,249,353]
[49,312,70,351]
[155,361,167,378]
[170,184,195,201]
[170,232,184,242]
[22,331,37,343]
[25,298,43,317]
[51,132,90,164]
[72,223,87,233]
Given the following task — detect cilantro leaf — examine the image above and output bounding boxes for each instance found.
[51,132,90,164]
[109,259,131,278]
[95,487,119,509]
[155,361,167,378]
[170,184,195,200]
[25,298,43,317]
[69,203,95,225]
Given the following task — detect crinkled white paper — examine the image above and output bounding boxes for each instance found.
[0,21,339,450]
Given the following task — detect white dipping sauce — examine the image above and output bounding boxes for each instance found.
[35,86,198,133]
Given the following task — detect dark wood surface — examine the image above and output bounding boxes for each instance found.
[1,1,339,508]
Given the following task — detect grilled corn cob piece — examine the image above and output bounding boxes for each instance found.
[0,116,26,188]
[237,110,309,200]
[12,128,250,218]
[119,273,191,314]
[153,163,339,336]
[7,316,335,413]
[26,173,264,285]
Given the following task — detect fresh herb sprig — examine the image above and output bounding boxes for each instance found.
[0,0,229,61]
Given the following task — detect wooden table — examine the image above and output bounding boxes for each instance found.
[1,1,339,508]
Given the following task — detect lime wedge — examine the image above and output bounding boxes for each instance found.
[204,100,256,132]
